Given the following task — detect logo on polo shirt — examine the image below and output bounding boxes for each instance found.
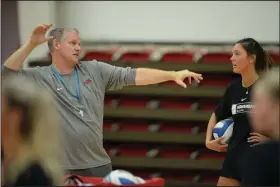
[84,79,92,84]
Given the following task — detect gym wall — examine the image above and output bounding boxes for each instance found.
[15,1,280,63]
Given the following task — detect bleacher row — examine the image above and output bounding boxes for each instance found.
[80,44,279,64]
[28,43,279,187]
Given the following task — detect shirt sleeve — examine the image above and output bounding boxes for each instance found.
[85,61,136,91]
[1,65,42,83]
[214,82,233,121]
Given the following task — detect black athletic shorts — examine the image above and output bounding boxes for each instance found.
[220,142,251,181]
[66,163,112,177]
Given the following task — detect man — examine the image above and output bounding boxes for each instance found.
[2,24,203,177]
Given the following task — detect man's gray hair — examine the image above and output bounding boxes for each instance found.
[47,28,79,52]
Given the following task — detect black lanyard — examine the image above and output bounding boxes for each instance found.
[51,65,81,102]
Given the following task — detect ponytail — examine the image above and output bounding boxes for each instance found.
[263,49,274,71]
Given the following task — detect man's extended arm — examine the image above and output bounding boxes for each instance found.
[95,61,203,90]
[135,68,202,88]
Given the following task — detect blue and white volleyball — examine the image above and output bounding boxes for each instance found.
[134,176,145,184]
[104,169,145,185]
[213,118,234,144]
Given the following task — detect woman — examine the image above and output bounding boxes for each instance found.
[242,67,279,186]
[205,38,275,186]
[1,75,64,186]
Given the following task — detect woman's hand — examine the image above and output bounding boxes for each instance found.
[206,137,228,152]
[248,132,270,145]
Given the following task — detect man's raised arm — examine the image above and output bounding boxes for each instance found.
[3,24,53,71]
[4,42,36,71]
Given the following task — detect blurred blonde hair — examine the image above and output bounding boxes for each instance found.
[2,75,63,185]
[256,66,279,102]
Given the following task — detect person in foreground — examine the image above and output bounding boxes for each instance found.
[2,24,203,177]
[205,38,274,186]
[1,75,63,186]
[242,66,279,186]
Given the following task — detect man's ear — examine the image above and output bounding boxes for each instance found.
[53,39,60,50]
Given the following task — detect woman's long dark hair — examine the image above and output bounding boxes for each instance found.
[236,38,274,73]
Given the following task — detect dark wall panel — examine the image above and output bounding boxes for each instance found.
[1,1,20,63]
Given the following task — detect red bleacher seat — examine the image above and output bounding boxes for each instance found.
[201,52,232,64]
[199,74,233,88]
[269,51,279,63]
[163,174,194,182]
[159,146,194,159]
[199,126,207,134]
[119,50,153,62]
[159,99,194,110]
[83,49,117,62]
[199,148,225,160]
[161,170,199,182]
[160,80,194,87]
[201,174,219,183]
[118,97,150,108]
[119,121,150,132]
[160,51,194,63]
[104,144,114,156]
[104,96,115,107]
[199,99,219,111]
[160,122,194,134]
[103,121,114,132]
[116,144,148,157]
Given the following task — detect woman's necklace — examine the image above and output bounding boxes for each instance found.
[242,81,249,95]
[242,76,259,95]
